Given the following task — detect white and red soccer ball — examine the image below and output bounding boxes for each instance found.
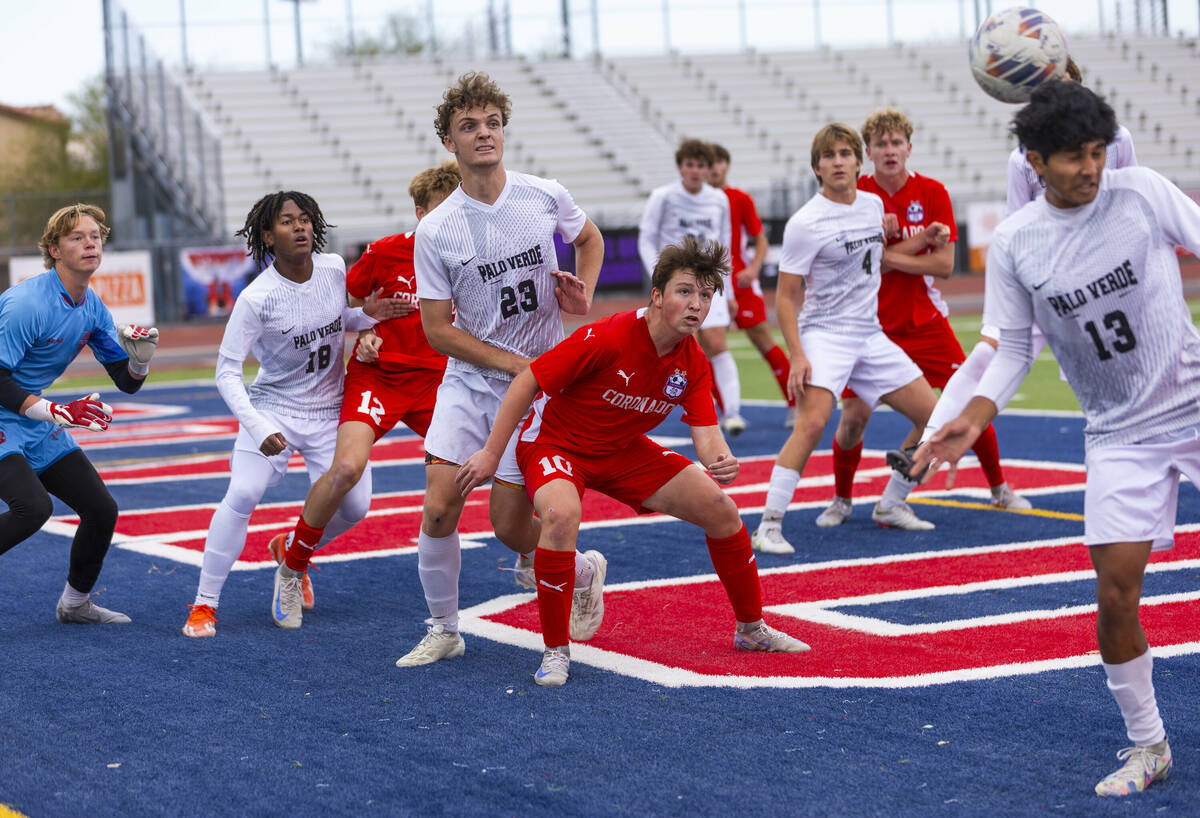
[969,6,1069,103]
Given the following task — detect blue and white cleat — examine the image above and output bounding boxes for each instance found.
[271,563,304,629]
[534,645,570,686]
[734,621,810,653]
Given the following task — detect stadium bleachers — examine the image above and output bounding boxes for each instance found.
[185,35,1200,240]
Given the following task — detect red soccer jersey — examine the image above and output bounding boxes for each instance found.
[346,232,446,372]
[723,186,763,273]
[521,310,718,455]
[858,172,957,335]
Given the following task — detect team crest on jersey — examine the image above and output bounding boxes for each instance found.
[906,201,924,223]
[663,369,687,399]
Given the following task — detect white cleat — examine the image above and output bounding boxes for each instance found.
[751,523,795,555]
[569,550,607,641]
[513,553,536,589]
[271,563,304,629]
[534,645,570,686]
[815,497,853,528]
[395,624,466,667]
[721,414,747,437]
[871,501,935,531]
[1095,741,1172,797]
[991,483,1033,510]
[734,621,810,653]
[56,598,131,624]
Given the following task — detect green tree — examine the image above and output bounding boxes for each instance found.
[330,12,426,58]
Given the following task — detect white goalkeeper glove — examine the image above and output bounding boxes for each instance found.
[24,393,113,432]
[119,324,159,375]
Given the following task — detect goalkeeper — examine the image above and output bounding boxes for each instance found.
[0,204,158,624]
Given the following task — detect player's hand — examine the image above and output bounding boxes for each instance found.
[787,353,811,402]
[260,432,288,457]
[49,393,113,431]
[735,267,756,288]
[923,222,952,248]
[910,418,984,488]
[706,452,740,485]
[456,449,500,496]
[882,213,901,240]
[355,330,383,363]
[362,288,412,321]
[118,324,159,369]
[551,270,590,315]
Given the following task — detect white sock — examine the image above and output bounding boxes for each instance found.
[879,471,916,510]
[575,551,594,587]
[762,465,801,523]
[921,341,996,443]
[418,530,461,632]
[61,582,89,606]
[710,351,741,418]
[1103,650,1166,746]
[195,499,252,607]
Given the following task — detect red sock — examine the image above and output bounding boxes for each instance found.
[763,345,792,406]
[972,423,1005,487]
[711,380,725,415]
[832,438,862,499]
[534,547,575,647]
[285,518,323,573]
[706,526,762,623]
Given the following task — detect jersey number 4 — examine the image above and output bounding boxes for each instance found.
[1083,310,1136,361]
[500,279,538,318]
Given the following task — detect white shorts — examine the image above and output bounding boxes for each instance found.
[700,274,734,330]
[802,328,923,407]
[1084,425,1200,551]
[423,367,525,485]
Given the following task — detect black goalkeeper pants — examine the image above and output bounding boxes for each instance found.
[0,450,119,593]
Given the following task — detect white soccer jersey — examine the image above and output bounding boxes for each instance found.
[779,191,886,337]
[217,253,368,443]
[637,181,732,275]
[983,166,1200,448]
[414,171,587,381]
[1006,124,1137,215]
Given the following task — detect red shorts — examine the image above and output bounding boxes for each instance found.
[842,316,965,398]
[339,358,445,440]
[732,279,768,330]
[516,435,694,514]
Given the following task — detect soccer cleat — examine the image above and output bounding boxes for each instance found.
[182,604,218,638]
[721,414,748,437]
[872,501,935,531]
[815,497,853,528]
[751,523,795,555]
[1095,741,1172,796]
[271,563,304,629]
[734,621,811,653]
[395,624,466,667]
[56,598,131,624]
[991,483,1033,510]
[570,549,607,641]
[885,445,927,483]
[534,645,571,686]
[783,405,797,429]
[513,553,536,590]
[267,533,314,611]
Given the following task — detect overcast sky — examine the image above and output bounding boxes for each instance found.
[3,0,1198,114]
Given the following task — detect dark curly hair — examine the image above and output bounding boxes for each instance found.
[235,191,331,267]
[1012,81,1117,162]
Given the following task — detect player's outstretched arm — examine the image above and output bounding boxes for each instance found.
[360,287,412,323]
[456,368,541,496]
[692,424,739,485]
[22,392,113,432]
[118,324,158,379]
[911,395,997,488]
[420,298,531,376]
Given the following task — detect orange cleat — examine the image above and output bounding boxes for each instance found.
[182,604,217,637]
[267,532,314,611]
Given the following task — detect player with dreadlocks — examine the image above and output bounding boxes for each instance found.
[182,191,406,636]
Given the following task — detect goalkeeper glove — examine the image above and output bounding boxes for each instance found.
[25,393,113,431]
[119,324,159,375]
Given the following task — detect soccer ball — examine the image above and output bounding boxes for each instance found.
[969,6,1069,103]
